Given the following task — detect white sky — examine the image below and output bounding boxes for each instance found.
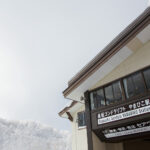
[0,0,148,130]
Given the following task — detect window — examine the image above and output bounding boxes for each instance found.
[105,85,114,105]
[143,68,150,89]
[89,66,150,110]
[90,88,105,110]
[77,111,86,128]
[123,76,135,99]
[90,92,95,110]
[97,89,105,107]
[113,81,122,101]
[105,81,123,105]
[123,72,146,99]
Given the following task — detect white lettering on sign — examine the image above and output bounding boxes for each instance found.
[98,104,150,125]
[103,120,150,139]
[105,126,150,138]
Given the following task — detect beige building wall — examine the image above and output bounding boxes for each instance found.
[105,143,124,150]
[89,40,150,150]
[91,41,150,90]
[71,104,88,150]
[71,104,124,150]
[92,132,106,150]
[70,40,150,150]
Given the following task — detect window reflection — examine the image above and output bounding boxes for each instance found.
[123,76,135,99]
[105,81,122,105]
[113,81,122,102]
[123,72,146,99]
[90,89,105,110]
[143,68,150,89]
[97,89,105,107]
[90,92,96,110]
[105,85,114,105]
[78,112,86,127]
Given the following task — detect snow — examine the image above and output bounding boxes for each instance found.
[0,118,71,150]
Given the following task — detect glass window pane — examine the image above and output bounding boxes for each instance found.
[90,89,105,110]
[96,89,105,107]
[93,92,98,109]
[90,92,95,110]
[143,68,150,89]
[90,92,98,110]
[78,112,86,127]
[123,72,146,99]
[105,85,114,105]
[83,112,86,126]
[123,76,135,99]
[113,81,123,102]
[132,73,146,94]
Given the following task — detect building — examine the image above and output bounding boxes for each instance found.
[59,7,150,150]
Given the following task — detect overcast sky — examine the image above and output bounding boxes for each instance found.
[0,0,148,130]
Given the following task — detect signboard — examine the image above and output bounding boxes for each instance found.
[103,120,150,138]
[98,98,150,125]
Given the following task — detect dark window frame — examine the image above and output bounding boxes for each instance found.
[90,65,150,111]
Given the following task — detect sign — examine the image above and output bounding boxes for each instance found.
[103,120,150,138]
[98,98,150,125]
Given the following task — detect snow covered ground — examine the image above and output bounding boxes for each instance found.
[0,118,71,150]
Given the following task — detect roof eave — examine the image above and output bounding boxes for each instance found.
[63,7,150,98]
